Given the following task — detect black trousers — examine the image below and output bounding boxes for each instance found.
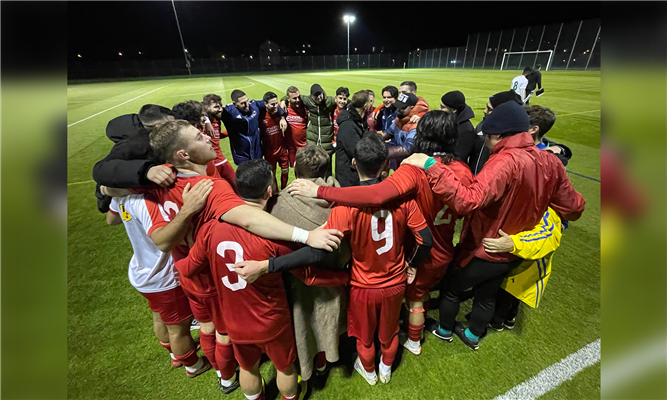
[439,257,522,337]
[492,289,521,325]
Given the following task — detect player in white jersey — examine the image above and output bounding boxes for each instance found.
[511,67,532,104]
[105,184,212,377]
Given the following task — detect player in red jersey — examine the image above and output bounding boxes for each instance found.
[259,92,289,190]
[202,93,229,139]
[283,86,308,167]
[286,111,473,356]
[172,100,236,191]
[365,90,377,131]
[175,160,348,400]
[332,86,349,146]
[236,134,433,385]
[139,121,343,391]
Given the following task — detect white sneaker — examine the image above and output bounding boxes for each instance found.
[399,330,422,356]
[378,356,392,384]
[354,356,378,386]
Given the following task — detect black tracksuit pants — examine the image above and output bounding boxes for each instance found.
[439,257,522,337]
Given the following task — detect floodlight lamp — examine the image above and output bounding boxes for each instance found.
[77,54,82,58]
[118,52,123,56]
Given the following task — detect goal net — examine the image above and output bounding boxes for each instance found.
[500,50,553,71]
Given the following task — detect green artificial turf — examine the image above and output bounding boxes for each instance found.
[68,69,600,399]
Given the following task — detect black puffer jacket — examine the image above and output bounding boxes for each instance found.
[334,108,368,187]
[454,105,476,165]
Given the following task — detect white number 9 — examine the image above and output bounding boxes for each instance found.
[217,241,247,291]
[371,210,393,255]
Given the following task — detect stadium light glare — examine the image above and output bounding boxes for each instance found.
[343,14,356,70]
[221,55,225,59]
[138,52,142,55]
[77,54,82,58]
[118,52,123,56]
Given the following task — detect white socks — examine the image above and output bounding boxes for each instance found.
[408,338,420,348]
[170,353,176,360]
[379,360,391,376]
[184,357,203,373]
[245,392,261,400]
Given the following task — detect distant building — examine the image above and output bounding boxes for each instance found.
[259,40,281,68]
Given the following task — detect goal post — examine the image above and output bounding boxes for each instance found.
[500,50,554,71]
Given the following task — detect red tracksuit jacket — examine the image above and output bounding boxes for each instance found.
[425,131,586,267]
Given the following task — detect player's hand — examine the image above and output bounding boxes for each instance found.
[409,114,421,124]
[233,260,269,284]
[407,266,417,284]
[181,179,214,216]
[204,122,216,137]
[279,118,288,132]
[482,229,514,253]
[546,146,563,155]
[306,228,343,252]
[147,165,176,187]
[286,179,320,198]
[401,153,430,169]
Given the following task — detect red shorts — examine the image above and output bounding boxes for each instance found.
[405,266,447,303]
[348,283,406,347]
[265,149,289,170]
[186,293,227,334]
[141,286,193,325]
[233,326,297,373]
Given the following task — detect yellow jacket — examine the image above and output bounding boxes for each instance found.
[501,207,562,308]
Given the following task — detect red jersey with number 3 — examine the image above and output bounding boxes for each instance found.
[179,219,294,344]
[145,175,245,298]
[387,160,473,269]
[325,197,427,288]
[259,111,285,160]
[285,104,308,147]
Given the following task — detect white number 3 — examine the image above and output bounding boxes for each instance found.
[434,204,452,226]
[217,241,247,291]
[371,210,394,255]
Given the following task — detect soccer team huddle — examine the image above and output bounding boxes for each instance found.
[94,75,586,400]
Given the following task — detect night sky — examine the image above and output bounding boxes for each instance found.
[68,1,601,61]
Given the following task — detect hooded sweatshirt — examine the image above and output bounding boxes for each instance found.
[453,104,476,165]
[335,107,368,187]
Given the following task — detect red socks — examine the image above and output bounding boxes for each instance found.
[173,348,199,367]
[280,171,289,190]
[160,341,172,354]
[315,351,327,370]
[215,341,238,381]
[199,332,218,371]
[408,322,424,342]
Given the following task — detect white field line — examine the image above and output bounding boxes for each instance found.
[492,339,601,400]
[163,82,254,98]
[67,85,173,127]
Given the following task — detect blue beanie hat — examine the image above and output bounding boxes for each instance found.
[481,101,529,136]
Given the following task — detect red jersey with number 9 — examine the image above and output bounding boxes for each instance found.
[180,219,295,344]
[387,161,473,270]
[145,175,246,298]
[325,197,427,289]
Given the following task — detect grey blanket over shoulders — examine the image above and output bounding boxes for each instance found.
[268,176,349,381]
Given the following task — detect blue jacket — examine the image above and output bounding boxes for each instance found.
[377,106,397,133]
[220,100,285,164]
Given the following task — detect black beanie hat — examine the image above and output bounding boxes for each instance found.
[441,91,466,111]
[489,90,523,109]
[481,101,529,136]
[310,84,324,96]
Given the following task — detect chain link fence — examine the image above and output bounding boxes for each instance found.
[407,18,600,71]
[68,53,410,80]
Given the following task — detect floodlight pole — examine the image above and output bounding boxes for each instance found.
[346,19,351,70]
[171,0,191,76]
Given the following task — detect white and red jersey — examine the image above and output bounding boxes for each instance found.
[325,197,427,289]
[332,108,343,144]
[145,175,246,298]
[109,195,179,293]
[259,111,285,160]
[285,103,308,148]
[176,220,294,344]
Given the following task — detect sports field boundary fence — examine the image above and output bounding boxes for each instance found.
[407,18,600,71]
[68,53,411,81]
